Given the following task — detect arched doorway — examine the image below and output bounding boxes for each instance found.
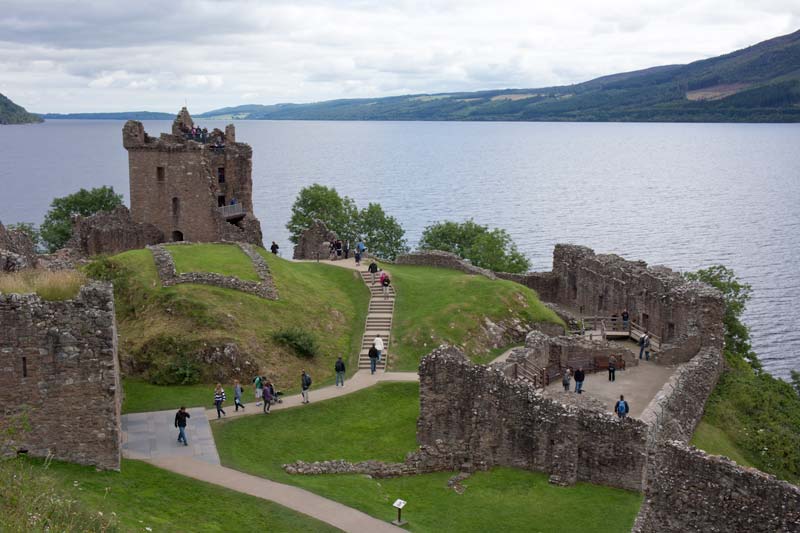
[171,230,184,242]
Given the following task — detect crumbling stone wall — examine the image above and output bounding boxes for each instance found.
[495,271,559,301]
[417,346,649,491]
[149,243,278,300]
[0,282,121,470]
[292,220,338,260]
[634,441,800,533]
[548,244,725,364]
[0,221,37,271]
[66,205,164,256]
[123,107,262,246]
[395,250,496,279]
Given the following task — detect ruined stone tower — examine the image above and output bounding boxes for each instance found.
[122,107,263,245]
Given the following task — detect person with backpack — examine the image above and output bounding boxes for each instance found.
[368,261,379,284]
[615,395,630,419]
[263,380,273,413]
[253,375,264,406]
[644,333,652,361]
[214,383,226,418]
[368,344,379,374]
[608,354,617,382]
[335,356,346,387]
[174,406,190,446]
[574,367,585,394]
[301,370,312,404]
[562,367,572,392]
[381,273,391,299]
[638,333,646,359]
[233,379,245,411]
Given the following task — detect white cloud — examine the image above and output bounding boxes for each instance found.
[0,0,797,112]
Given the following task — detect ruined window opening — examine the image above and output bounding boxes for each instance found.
[217,195,226,207]
[22,357,27,377]
[171,230,184,242]
[157,166,165,182]
[218,167,225,183]
[667,322,675,341]
[172,197,180,222]
[598,293,605,312]
[642,313,650,329]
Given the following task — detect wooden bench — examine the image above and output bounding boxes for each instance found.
[594,355,626,371]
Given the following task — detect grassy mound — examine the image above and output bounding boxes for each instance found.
[0,269,85,301]
[12,458,338,532]
[385,264,564,370]
[213,382,641,532]
[691,353,800,483]
[90,245,369,413]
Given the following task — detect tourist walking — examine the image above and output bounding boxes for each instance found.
[174,406,190,446]
[253,375,264,406]
[354,249,362,267]
[615,395,629,419]
[562,368,572,391]
[335,356,346,387]
[373,334,384,362]
[368,261,379,284]
[234,379,245,411]
[643,333,651,361]
[574,367,585,394]
[270,241,279,255]
[608,354,617,382]
[621,309,630,331]
[214,383,227,418]
[639,333,647,359]
[263,380,273,413]
[356,239,366,256]
[344,241,350,259]
[381,273,391,299]
[301,370,312,404]
[368,344,379,374]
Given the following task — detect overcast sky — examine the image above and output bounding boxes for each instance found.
[1,0,798,113]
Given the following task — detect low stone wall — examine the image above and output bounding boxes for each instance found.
[496,271,559,301]
[0,282,121,470]
[417,346,649,491]
[395,250,496,279]
[634,441,800,533]
[148,243,278,300]
[66,205,164,256]
[639,345,724,444]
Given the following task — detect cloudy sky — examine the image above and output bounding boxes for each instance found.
[1,0,798,113]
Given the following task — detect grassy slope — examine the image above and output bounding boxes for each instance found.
[108,246,368,413]
[386,264,564,370]
[167,243,259,281]
[691,352,800,483]
[34,458,338,532]
[213,382,641,532]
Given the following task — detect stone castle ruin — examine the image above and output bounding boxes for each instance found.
[0,282,121,470]
[122,107,263,247]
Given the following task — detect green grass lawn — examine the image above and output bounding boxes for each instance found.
[385,264,564,370]
[690,420,754,468]
[213,382,641,532]
[166,243,260,281]
[98,246,368,414]
[29,458,339,532]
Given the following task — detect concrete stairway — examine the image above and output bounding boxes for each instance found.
[357,270,396,371]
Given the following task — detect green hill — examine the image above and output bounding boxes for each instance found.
[40,111,174,120]
[198,29,800,123]
[0,93,43,124]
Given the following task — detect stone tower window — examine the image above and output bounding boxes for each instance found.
[218,195,226,207]
[22,356,27,377]
[218,167,225,183]
[157,166,165,182]
[172,197,180,223]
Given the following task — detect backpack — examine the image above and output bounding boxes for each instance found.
[644,337,651,348]
[304,374,312,387]
[617,400,628,415]
[382,277,390,286]
[638,336,645,347]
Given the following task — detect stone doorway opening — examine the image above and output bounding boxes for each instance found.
[171,230,184,242]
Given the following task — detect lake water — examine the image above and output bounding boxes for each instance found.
[1,119,799,378]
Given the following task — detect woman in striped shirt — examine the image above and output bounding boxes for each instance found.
[214,383,227,418]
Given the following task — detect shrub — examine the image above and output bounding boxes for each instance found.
[273,328,318,358]
[40,186,123,252]
[132,335,203,385]
[0,270,85,301]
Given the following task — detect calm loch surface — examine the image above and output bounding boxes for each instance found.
[1,119,799,377]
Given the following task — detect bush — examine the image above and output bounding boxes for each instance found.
[0,269,85,300]
[132,335,203,385]
[273,328,318,358]
[418,219,531,273]
[40,186,123,252]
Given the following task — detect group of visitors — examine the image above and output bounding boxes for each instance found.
[182,125,209,143]
[253,375,280,413]
[329,240,347,260]
[561,367,586,393]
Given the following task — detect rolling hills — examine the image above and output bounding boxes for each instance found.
[0,93,43,124]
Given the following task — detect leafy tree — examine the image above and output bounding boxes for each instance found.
[286,184,357,244]
[791,370,800,398]
[418,219,530,273]
[39,186,123,252]
[355,203,408,260]
[6,222,41,251]
[684,265,760,370]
